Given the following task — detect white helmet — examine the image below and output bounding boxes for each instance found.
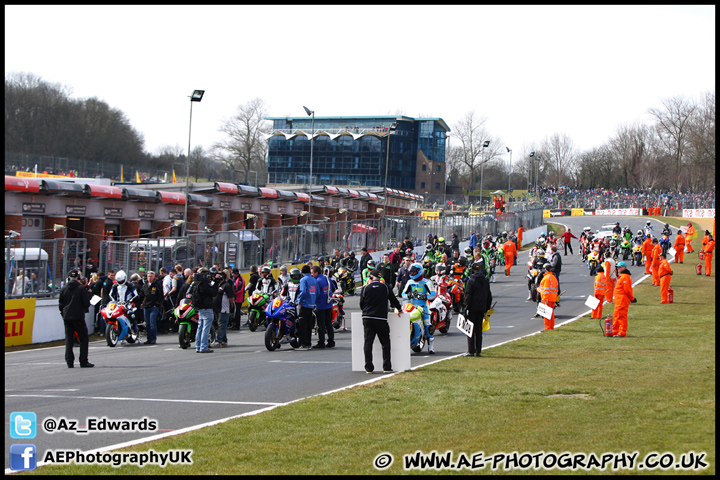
[116,270,127,285]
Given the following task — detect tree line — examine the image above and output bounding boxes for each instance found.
[447,91,715,193]
[5,72,269,184]
[6,72,714,192]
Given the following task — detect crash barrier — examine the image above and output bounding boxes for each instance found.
[351,311,411,372]
[4,297,94,346]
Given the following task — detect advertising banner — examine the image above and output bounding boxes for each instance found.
[571,208,585,216]
[5,298,36,347]
[595,208,639,216]
[682,209,715,218]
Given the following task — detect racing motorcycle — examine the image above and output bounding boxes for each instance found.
[264,296,300,351]
[632,242,644,266]
[526,264,542,303]
[102,301,142,347]
[620,239,632,261]
[402,302,427,353]
[334,267,356,296]
[247,291,272,332]
[428,290,452,334]
[175,298,217,349]
[331,292,346,330]
[588,249,601,276]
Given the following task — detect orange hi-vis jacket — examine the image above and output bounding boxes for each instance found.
[538,272,559,303]
[503,240,517,260]
[686,225,696,251]
[651,244,662,266]
[674,233,685,250]
[643,237,653,257]
[614,272,635,307]
[603,257,617,280]
[704,239,715,254]
[517,227,524,245]
[594,272,607,296]
[658,259,673,278]
[702,234,710,250]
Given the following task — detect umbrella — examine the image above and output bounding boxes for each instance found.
[491,190,506,195]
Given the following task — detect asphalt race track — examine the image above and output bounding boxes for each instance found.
[4,216,667,471]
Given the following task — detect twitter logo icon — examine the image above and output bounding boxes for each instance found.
[10,412,37,439]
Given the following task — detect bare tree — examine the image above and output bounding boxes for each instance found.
[212,98,272,183]
[450,111,491,191]
[686,90,715,190]
[541,133,577,189]
[648,96,696,190]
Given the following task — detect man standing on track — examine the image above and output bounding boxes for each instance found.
[537,263,559,331]
[560,228,578,256]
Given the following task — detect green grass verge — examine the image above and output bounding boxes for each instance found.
[30,222,715,475]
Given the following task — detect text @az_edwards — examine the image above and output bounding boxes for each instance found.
[42,416,157,434]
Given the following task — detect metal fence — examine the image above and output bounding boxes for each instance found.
[5,208,544,299]
[5,237,87,299]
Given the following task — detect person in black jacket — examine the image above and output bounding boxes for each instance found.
[359,270,402,374]
[58,269,93,368]
[140,271,163,344]
[195,268,220,353]
[359,247,372,273]
[463,261,493,357]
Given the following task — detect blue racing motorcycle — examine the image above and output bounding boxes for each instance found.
[264,296,301,351]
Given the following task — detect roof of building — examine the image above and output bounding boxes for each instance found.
[265,115,450,132]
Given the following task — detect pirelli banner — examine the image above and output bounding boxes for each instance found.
[5,298,36,347]
[420,211,440,219]
[543,209,571,218]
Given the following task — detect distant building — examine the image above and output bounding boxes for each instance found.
[265,115,449,196]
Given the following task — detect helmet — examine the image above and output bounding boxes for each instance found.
[209,266,218,274]
[323,265,334,277]
[616,261,627,268]
[409,263,423,280]
[637,230,643,236]
[438,237,445,244]
[367,260,376,268]
[548,231,555,237]
[464,247,472,255]
[483,241,490,249]
[116,270,126,285]
[349,251,355,257]
[289,268,302,283]
[646,221,651,226]
[624,225,630,230]
[502,231,507,237]
[459,256,468,267]
[536,250,546,258]
[610,240,617,247]
[540,232,547,238]
[261,266,271,277]
[426,243,433,251]
[584,226,591,232]
[318,256,326,263]
[435,264,445,274]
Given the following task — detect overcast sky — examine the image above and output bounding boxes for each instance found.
[5,5,715,164]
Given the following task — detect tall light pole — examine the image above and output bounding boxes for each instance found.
[506,146,512,203]
[478,140,490,210]
[303,106,314,223]
[184,89,204,237]
[382,122,398,219]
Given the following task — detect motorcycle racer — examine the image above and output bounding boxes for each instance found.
[402,262,437,354]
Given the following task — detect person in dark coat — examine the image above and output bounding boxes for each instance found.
[463,261,493,357]
[58,269,93,368]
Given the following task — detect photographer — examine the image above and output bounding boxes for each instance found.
[194,268,220,353]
